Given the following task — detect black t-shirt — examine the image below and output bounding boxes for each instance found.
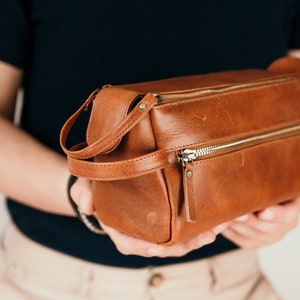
[0,0,300,268]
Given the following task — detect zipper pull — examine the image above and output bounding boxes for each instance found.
[179,149,197,223]
[179,149,197,166]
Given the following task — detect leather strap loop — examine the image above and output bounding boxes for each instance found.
[60,92,159,159]
[67,150,173,180]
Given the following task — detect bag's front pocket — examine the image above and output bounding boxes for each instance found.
[176,133,300,242]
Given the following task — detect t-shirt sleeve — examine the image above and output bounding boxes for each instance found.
[0,0,29,69]
[289,0,300,49]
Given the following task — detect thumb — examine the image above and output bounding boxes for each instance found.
[70,178,94,214]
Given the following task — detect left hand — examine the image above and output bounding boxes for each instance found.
[222,197,300,248]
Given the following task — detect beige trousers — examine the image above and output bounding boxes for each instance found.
[0,224,280,300]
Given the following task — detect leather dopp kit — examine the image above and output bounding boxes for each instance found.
[60,57,300,245]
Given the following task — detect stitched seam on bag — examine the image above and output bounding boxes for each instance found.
[75,162,170,180]
[76,157,168,168]
[92,152,168,166]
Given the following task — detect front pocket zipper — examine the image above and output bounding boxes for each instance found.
[179,123,300,165]
[154,77,292,103]
[178,123,300,222]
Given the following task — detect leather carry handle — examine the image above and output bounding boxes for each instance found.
[67,150,172,180]
[60,91,158,159]
[60,91,172,180]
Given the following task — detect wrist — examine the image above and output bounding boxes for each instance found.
[67,175,106,235]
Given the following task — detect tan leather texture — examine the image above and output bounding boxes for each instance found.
[60,56,300,245]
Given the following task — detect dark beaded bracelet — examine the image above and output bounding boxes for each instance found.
[67,175,106,235]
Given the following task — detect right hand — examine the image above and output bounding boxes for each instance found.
[70,177,227,258]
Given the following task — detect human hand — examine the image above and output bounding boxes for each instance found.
[70,177,227,257]
[221,198,300,248]
[100,222,226,258]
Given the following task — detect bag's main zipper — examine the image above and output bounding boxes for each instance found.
[178,122,300,223]
[154,77,292,103]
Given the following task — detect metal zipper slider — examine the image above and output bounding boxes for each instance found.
[179,149,198,166]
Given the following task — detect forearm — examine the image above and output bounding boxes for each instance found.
[288,49,300,58]
[0,116,74,216]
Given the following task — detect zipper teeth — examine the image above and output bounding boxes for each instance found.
[193,123,300,159]
[157,77,292,103]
